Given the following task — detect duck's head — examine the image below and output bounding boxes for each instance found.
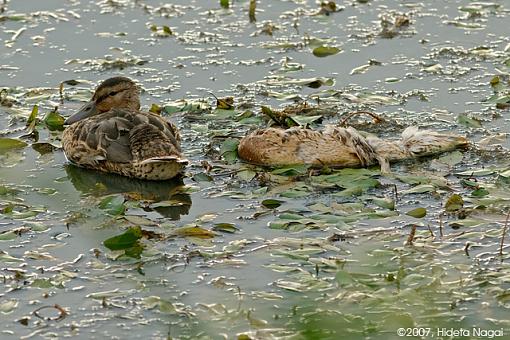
[64,77,140,125]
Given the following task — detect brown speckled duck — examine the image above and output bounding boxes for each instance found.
[238,125,468,172]
[62,77,187,180]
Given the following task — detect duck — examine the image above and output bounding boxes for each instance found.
[62,77,187,180]
[238,125,468,172]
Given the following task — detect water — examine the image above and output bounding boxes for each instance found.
[1,0,510,339]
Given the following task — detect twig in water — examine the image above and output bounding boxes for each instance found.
[249,0,256,22]
[405,224,417,246]
[339,110,385,127]
[33,304,68,321]
[427,224,435,238]
[59,82,64,104]
[499,211,510,257]
[439,213,444,238]
[464,242,470,257]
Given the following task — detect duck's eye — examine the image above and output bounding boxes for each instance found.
[108,90,119,97]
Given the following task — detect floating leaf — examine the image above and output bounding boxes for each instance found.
[371,198,395,210]
[457,114,482,128]
[149,103,161,114]
[271,165,308,176]
[262,199,284,209]
[401,184,436,196]
[0,299,18,314]
[490,76,500,87]
[455,168,498,177]
[44,110,65,131]
[280,188,310,198]
[193,172,214,182]
[170,226,216,239]
[103,226,143,251]
[312,46,341,58]
[423,63,443,73]
[268,77,335,88]
[471,188,489,197]
[237,169,256,181]
[436,151,463,167]
[445,20,484,29]
[220,0,229,9]
[335,270,355,286]
[86,289,133,299]
[0,231,17,241]
[444,194,463,212]
[31,278,55,289]
[0,138,27,152]
[32,142,57,155]
[99,195,126,215]
[124,243,144,259]
[406,207,427,218]
[162,25,172,35]
[27,105,38,126]
[123,215,157,226]
[212,223,239,233]
[217,97,234,110]
[220,138,239,164]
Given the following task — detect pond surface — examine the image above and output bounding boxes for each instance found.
[1,0,510,339]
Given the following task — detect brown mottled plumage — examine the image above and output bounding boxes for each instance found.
[238,125,468,172]
[62,77,187,180]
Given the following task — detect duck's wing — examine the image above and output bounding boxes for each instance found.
[63,109,183,167]
[63,112,134,165]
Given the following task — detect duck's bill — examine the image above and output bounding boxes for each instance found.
[64,100,98,125]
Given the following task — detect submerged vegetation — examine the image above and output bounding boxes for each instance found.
[1,0,510,338]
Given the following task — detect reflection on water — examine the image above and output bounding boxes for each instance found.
[65,164,191,220]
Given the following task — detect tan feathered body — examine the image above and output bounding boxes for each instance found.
[238,125,468,171]
[62,77,187,180]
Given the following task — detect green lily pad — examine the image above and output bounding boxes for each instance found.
[103,226,143,251]
[99,195,126,215]
[406,207,427,218]
[212,223,239,233]
[44,110,65,131]
[312,46,341,57]
[0,138,27,152]
[444,194,463,212]
[262,199,284,209]
[220,138,239,164]
[457,114,482,128]
[170,226,216,239]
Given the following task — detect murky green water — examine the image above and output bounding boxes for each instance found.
[1,0,510,339]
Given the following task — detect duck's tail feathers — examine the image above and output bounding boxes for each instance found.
[400,127,469,157]
[136,156,188,180]
[368,127,468,167]
[140,156,189,165]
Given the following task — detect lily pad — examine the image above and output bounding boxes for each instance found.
[312,46,341,57]
[220,138,239,164]
[406,207,427,218]
[99,195,126,215]
[262,199,284,209]
[444,194,464,212]
[103,226,143,251]
[170,226,216,239]
[43,110,65,131]
[0,138,27,152]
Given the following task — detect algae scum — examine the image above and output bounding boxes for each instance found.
[1,0,510,338]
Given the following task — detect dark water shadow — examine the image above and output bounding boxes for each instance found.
[65,164,192,220]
